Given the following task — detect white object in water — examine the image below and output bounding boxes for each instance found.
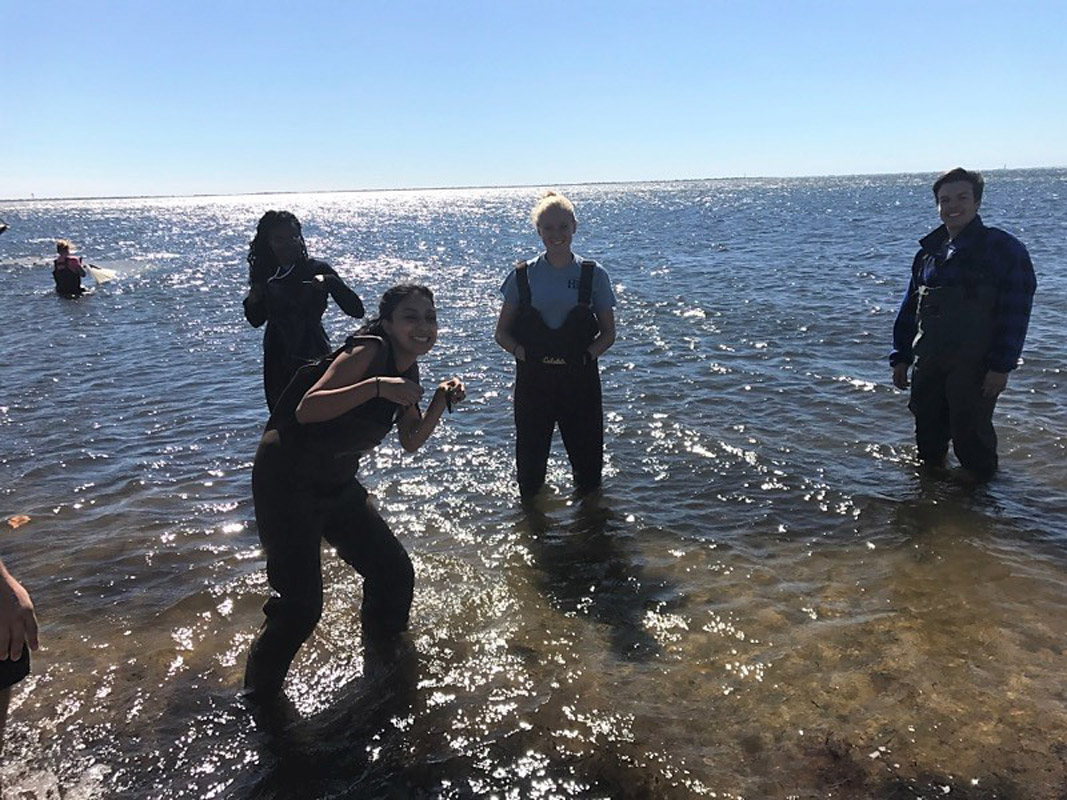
[87,264,117,284]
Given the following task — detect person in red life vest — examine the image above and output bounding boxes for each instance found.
[243,211,366,412]
[53,239,87,297]
[494,191,618,500]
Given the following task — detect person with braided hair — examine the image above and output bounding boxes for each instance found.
[243,210,366,411]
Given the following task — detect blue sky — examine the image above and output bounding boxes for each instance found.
[3,0,1065,199]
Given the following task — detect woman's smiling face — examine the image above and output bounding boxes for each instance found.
[383,293,438,357]
[536,205,576,257]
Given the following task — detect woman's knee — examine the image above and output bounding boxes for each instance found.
[265,593,323,639]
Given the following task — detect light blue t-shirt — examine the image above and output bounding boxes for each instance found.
[500,254,616,329]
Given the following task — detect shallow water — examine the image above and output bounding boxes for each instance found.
[1,170,1065,798]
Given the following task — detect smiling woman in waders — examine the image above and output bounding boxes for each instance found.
[243,285,466,701]
[243,210,366,412]
[494,191,617,501]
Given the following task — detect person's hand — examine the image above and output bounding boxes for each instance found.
[513,345,526,362]
[378,376,424,407]
[0,570,38,661]
[567,349,593,367]
[892,363,910,390]
[519,343,545,363]
[438,378,466,411]
[983,370,1009,398]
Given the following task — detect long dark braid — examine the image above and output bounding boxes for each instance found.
[246,210,309,284]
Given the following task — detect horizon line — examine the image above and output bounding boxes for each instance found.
[3,164,1063,204]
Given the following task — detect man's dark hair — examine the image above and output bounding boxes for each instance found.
[933,167,984,204]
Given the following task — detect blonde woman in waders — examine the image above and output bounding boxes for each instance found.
[494,191,617,501]
[244,285,465,701]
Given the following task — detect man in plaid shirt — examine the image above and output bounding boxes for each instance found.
[890,167,1036,479]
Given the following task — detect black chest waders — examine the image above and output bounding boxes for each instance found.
[908,249,1001,476]
[244,336,417,698]
[261,262,332,411]
[53,259,85,297]
[509,260,604,498]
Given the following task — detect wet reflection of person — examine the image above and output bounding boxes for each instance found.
[244,285,466,705]
[248,636,419,795]
[520,495,666,660]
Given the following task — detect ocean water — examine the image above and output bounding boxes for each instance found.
[0,170,1065,799]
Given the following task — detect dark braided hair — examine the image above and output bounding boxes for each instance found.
[246,210,308,284]
[357,285,435,337]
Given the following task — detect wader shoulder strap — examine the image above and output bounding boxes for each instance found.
[578,260,595,306]
[516,261,532,306]
[270,335,388,429]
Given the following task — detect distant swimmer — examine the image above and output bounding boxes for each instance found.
[53,239,88,297]
[0,220,8,235]
[890,167,1036,480]
[243,285,466,701]
[494,191,617,500]
[243,210,366,412]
